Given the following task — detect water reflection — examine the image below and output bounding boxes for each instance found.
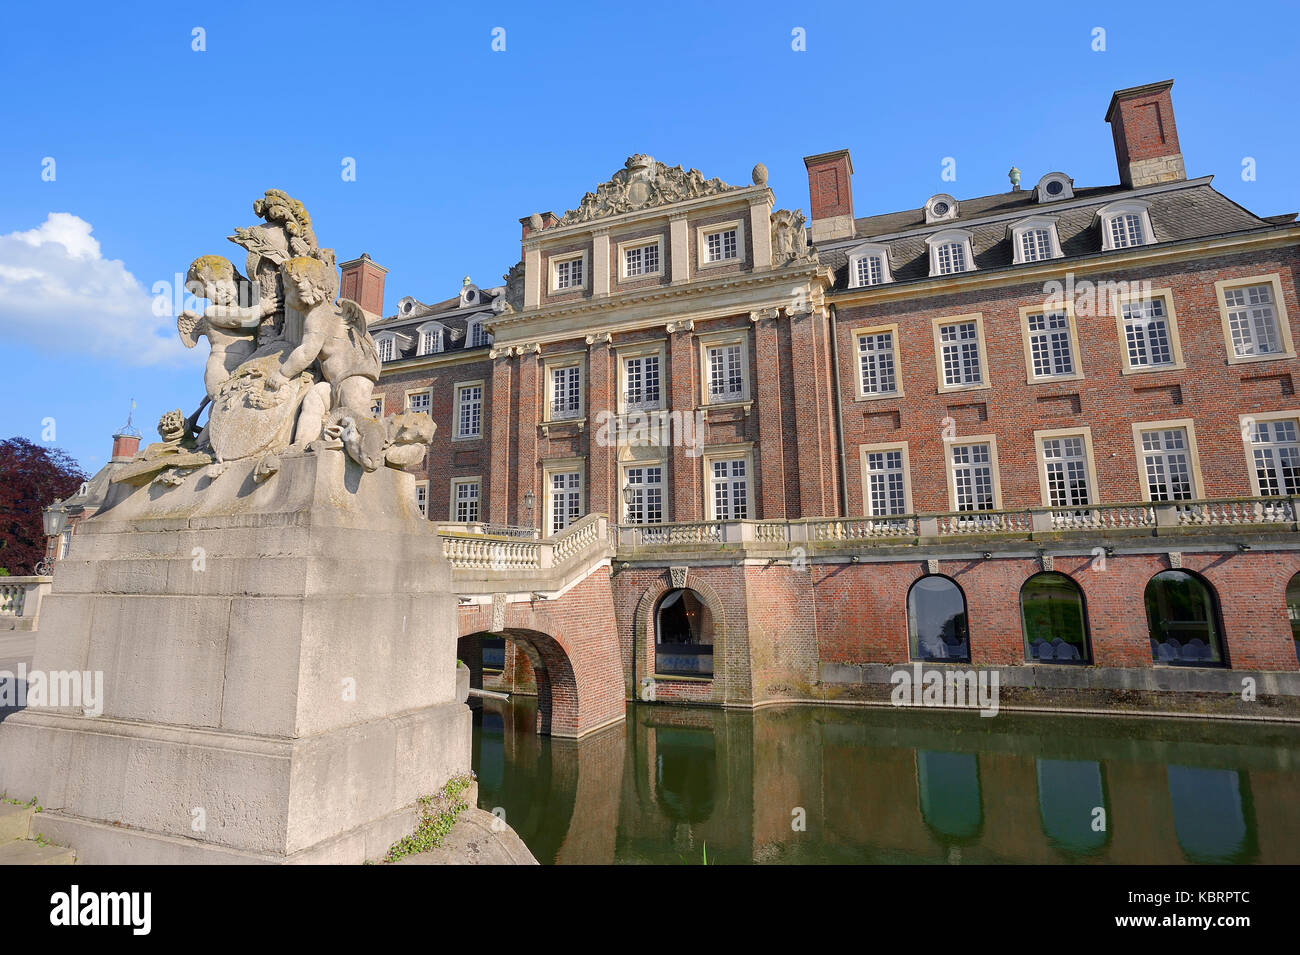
[470,698,1300,865]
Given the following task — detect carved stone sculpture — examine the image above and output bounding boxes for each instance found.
[557,155,741,225]
[771,209,818,267]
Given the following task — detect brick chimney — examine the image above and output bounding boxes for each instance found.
[803,149,855,242]
[110,431,140,460]
[339,253,388,319]
[1105,80,1186,189]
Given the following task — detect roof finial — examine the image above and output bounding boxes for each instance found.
[116,398,141,438]
[462,275,472,288]
[1009,165,1022,191]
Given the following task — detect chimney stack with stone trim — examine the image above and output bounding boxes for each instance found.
[339,253,388,320]
[803,149,855,242]
[1105,80,1186,189]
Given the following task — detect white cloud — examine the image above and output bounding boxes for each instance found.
[0,213,190,365]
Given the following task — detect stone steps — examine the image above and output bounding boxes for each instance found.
[0,802,76,865]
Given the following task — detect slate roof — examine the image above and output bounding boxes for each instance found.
[817,178,1287,290]
[369,286,505,363]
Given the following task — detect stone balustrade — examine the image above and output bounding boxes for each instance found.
[0,576,53,631]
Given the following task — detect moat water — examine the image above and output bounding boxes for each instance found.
[471,697,1300,865]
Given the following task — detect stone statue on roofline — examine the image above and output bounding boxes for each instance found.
[113,189,434,489]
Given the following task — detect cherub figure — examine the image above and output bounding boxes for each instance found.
[177,255,264,398]
[266,255,380,446]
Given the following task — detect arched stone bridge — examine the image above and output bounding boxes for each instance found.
[441,514,625,738]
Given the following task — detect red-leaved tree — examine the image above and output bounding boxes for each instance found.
[0,438,88,575]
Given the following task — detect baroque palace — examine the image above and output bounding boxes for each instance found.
[346,79,1299,727]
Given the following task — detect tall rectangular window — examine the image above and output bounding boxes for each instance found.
[1041,436,1091,508]
[456,384,482,438]
[1026,310,1075,378]
[706,344,745,400]
[1140,428,1195,502]
[939,321,982,387]
[554,257,583,290]
[550,365,582,419]
[1121,299,1174,368]
[419,329,442,355]
[704,228,738,263]
[864,449,907,517]
[624,354,662,410]
[951,443,995,513]
[1250,419,1300,496]
[467,322,491,348]
[1224,284,1281,357]
[624,466,664,524]
[414,483,428,519]
[710,458,748,519]
[453,480,480,523]
[549,471,582,534]
[377,338,395,362]
[623,242,660,277]
[857,331,898,395]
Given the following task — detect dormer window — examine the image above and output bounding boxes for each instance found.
[1033,172,1074,203]
[466,319,492,349]
[927,229,975,277]
[925,194,959,225]
[416,323,445,356]
[847,243,893,288]
[375,334,397,363]
[1009,216,1063,264]
[1098,200,1155,251]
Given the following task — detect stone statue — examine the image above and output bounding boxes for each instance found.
[771,209,817,267]
[117,190,433,480]
[558,156,741,226]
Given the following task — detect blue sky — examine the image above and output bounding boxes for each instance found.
[2,0,1298,473]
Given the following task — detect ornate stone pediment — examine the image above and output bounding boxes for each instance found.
[557,155,741,226]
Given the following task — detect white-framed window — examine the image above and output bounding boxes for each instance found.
[623,351,663,411]
[708,456,750,520]
[862,445,910,517]
[697,219,745,269]
[370,395,385,417]
[856,327,899,397]
[1098,200,1154,251]
[417,324,444,356]
[547,469,583,534]
[454,382,483,438]
[1010,217,1062,264]
[1118,296,1177,370]
[1243,414,1300,497]
[847,243,893,288]
[376,335,396,362]
[548,362,583,420]
[551,251,588,292]
[1033,172,1074,203]
[620,237,663,279]
[1216,275,1294,363]
[927,229,975,277]
[948,441,998,514]
[1022,308,1078,380]
[1041,435,1091,508]
[706,342,745,402]
[451,478,481,523]
[623,464,665,524]
[1137,427,1197,502]
[466,319,492,349]
[933,316,987,391]
[924,194,959,224]
[405,389,432,415]
[414,481,429,519]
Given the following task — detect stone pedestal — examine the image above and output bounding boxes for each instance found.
[0,449,473,864]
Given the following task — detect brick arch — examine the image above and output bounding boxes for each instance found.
[460,627,581,736]
[633,573,732,704]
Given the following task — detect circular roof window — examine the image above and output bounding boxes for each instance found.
[932,201,950,216]
[1045,180,1064,196]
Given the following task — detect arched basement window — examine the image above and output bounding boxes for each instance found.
[1021,572,1090,662]
[655,589,714,677]
[1144,571,1226,666]
[907,575,970,662]
[1286,573,1300,666]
